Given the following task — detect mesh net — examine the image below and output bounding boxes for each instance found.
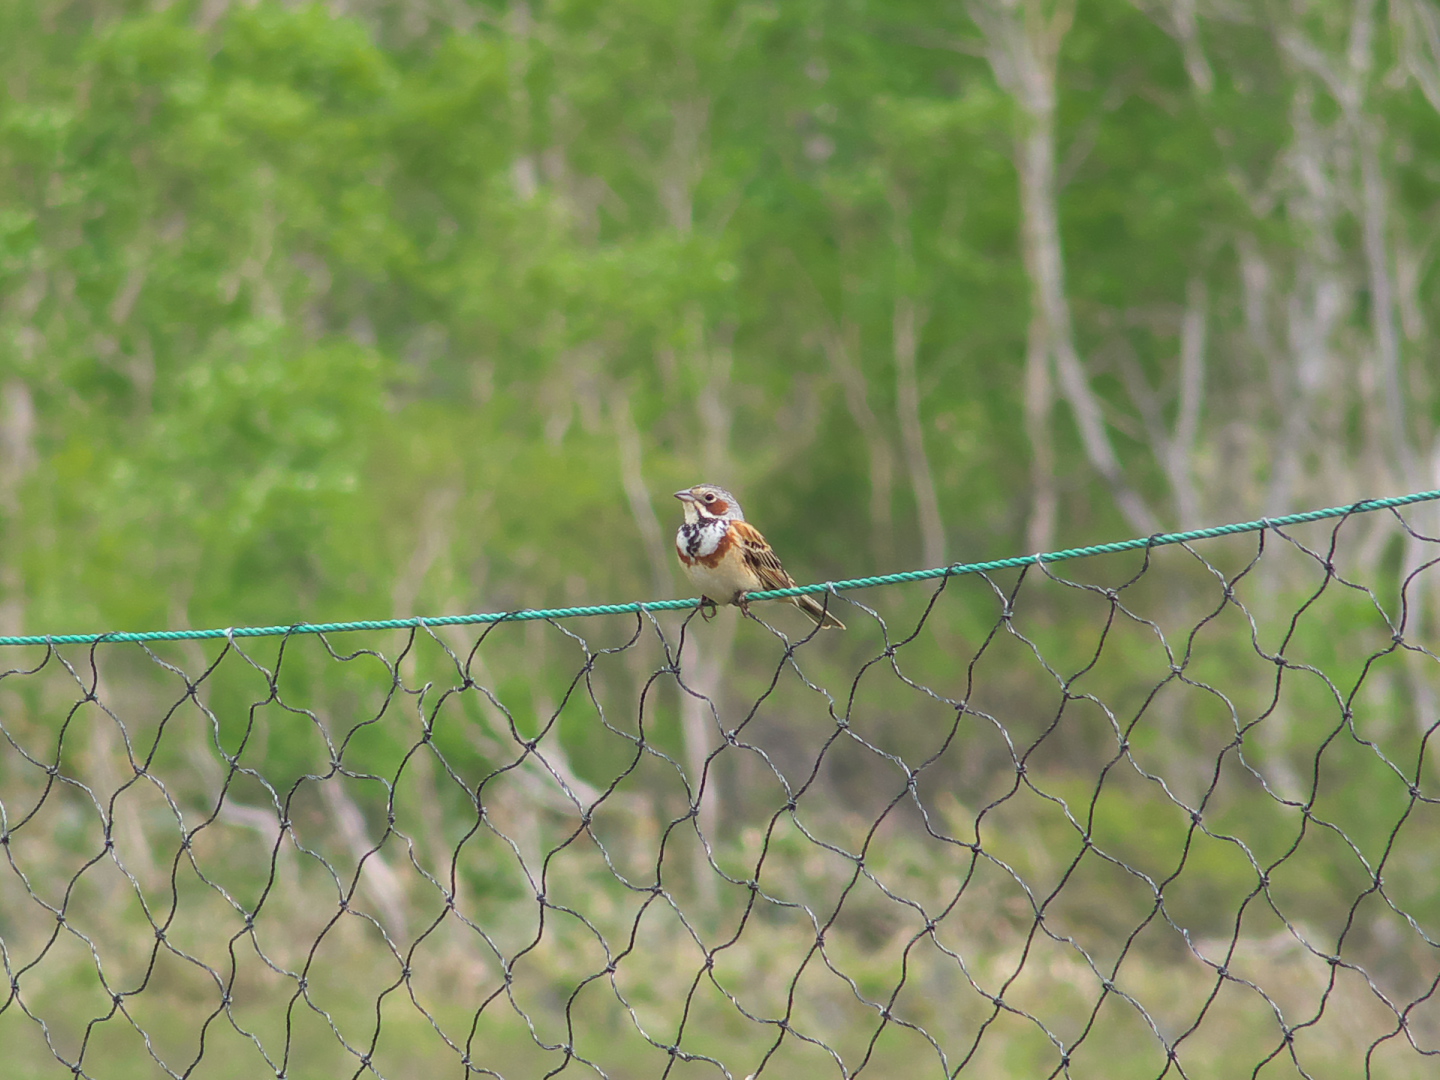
[2,505,1439,1079]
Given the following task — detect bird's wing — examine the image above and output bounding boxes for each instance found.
[732,520,844,628]
[730,520,797,591]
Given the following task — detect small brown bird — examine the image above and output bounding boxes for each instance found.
[673,484,844,629]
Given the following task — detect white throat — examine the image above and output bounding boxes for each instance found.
[677,517,728,558]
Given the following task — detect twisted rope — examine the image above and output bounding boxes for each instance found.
[4,488,1437,647]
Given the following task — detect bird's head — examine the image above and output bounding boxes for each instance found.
[674,484,744,525]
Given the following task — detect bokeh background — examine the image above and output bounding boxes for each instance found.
[6,0,1440,635]
[3,1,1440,1078]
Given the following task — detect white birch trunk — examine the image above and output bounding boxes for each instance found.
[971,0,1160,538]
[894,295,947,567]
[823,319,899,565]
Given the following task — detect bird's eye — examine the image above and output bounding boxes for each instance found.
[703,493,716,502]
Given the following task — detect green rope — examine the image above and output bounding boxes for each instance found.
[4,489,1438,648]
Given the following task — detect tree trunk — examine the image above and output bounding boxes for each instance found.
[972,0,1160,537]
[822,319,898,566]
[893,295,947,566]
[612,390,674,599]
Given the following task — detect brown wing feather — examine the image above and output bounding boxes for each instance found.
[730,521,844,629]
[731,521,796,590]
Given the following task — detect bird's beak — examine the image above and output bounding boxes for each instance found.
[674,490,696,502]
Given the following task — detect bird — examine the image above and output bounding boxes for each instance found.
[673,483,844,629]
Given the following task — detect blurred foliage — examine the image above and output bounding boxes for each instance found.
[4,0,1437,637]
[3,0,1440,1075]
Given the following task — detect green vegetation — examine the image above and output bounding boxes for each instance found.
[2,1,1440,1076]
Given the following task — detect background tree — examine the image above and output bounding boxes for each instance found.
[2,1,1439,1075]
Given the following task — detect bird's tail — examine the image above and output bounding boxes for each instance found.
[793,593,845,630]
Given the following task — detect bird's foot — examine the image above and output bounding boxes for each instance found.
[699,597,719,621]
[738,594,752,618]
